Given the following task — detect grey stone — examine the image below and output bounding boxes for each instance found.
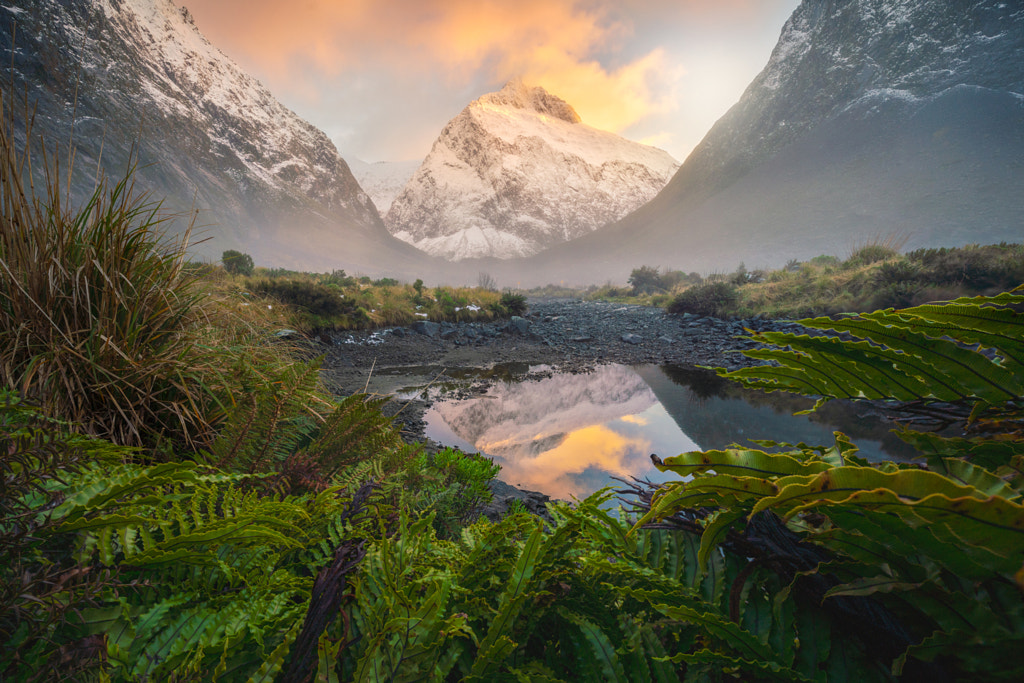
[273,329,301,339]
[506,316,532,335]
[658,336,676,344]
[411,320,441,337]
[621,333,643,344]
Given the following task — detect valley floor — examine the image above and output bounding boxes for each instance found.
[321,296,787,515]
[320,297,785,394]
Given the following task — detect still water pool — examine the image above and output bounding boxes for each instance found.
[394,363,915,501]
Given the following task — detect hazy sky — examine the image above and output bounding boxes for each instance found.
[184,0,800,163]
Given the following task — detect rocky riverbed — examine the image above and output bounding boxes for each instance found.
[319,298,802,518]
[320,298,799,391]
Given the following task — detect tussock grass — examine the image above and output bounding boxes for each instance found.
[0,94,224,448]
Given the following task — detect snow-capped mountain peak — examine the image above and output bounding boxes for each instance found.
[478,78,582,124]
[385,80,679,261]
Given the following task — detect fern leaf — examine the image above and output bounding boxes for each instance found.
[468,525,545,678]
[560,610,630,682]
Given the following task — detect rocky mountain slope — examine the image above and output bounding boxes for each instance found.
[386,80,679,261]
[514,0,1024,284]
[1,0,427,274]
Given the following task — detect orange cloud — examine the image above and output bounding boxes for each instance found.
[186,0,674,135]
[493,424,653,499]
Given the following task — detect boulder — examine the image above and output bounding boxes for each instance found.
[411,320,441,337]
[506,316,532,335]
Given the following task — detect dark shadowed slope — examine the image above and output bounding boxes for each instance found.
[1,0,432,276]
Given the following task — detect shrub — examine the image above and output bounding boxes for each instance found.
[248,278,355,327]
[872,258,920,287]
[0,98,216,447]
[499,291,528,316]
[222,249,254,276]
[322,269,356,287]
[628,265,666,294]
[666,281,738,317]
[808,254,839,267]
[908,243,1024,291]
[408,448,499,538]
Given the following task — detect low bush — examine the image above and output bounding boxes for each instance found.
[666,281,738,317]
[908,242,1024,291]
[248,278,356,329]
[498,290,528,316]
[407,448,500,538]
[627,265,666,294]
[221,249,254,276]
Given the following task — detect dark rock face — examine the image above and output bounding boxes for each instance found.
[515,0,1024,285]
[411,320,441,337]
[1,0,427,275]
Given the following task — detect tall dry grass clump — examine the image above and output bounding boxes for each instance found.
[0,94,214,448]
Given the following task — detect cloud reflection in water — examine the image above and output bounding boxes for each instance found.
[424,365,698,499]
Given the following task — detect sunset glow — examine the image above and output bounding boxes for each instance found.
[184,0,799,162]
[492,424,652,499]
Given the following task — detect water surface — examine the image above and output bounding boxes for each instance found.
[417,364,914,500]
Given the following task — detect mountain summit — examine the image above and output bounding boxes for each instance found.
[521,0,1024,283]
[385,81,679,260]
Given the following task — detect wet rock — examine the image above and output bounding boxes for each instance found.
[391,327,407,338]
[483,479,554,522]
[621,333,643,344]
[411,320,441,337]
[506,316,532,335]
[658,336,676,344]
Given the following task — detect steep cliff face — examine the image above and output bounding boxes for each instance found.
[1,0,425,274]
[516,0,1024,284]
[386,80,679,261]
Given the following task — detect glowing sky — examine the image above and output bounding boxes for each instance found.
[184,0,800,162]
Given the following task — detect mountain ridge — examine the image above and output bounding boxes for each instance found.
[2,0,430,275]
[385,80,679,261]
[507,0,1024,285]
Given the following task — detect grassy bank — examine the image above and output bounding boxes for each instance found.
[198,264,528,332]
[568,241,1024,318]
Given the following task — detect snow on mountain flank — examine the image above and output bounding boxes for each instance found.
[386,80,679,261]
[347,158,421,215]
[1,0,431,274]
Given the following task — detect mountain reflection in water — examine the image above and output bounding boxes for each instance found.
[423,364,913,500]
